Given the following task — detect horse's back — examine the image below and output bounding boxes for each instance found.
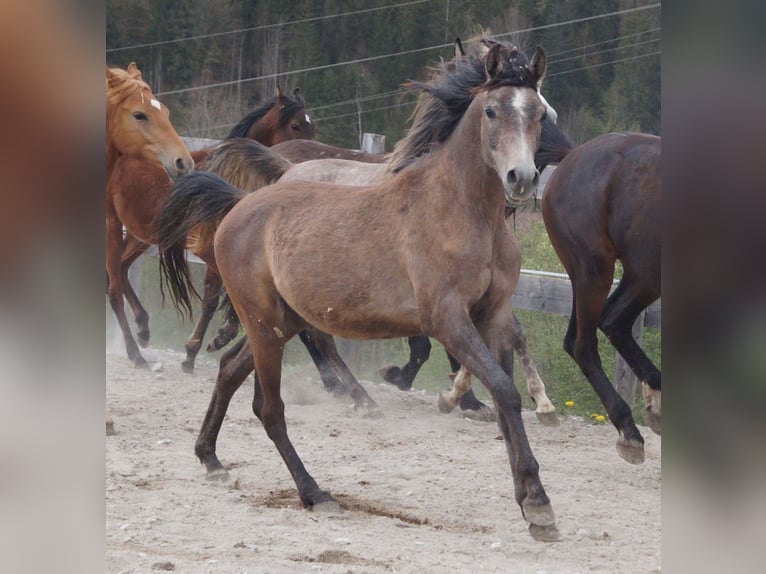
[272,139,388,164]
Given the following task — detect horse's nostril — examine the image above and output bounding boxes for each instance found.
[176,157,187,172]
[532,171,540,187]
[507,170,518,185]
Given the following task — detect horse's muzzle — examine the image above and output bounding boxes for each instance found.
[503,167,539,207]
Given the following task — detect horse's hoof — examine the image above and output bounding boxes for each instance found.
[312,499,343,514]
[205,468,230,482]
[137,331,150,349]
[616,436,645,464]
[106,416,116,436]
[180,360,195,374]
[536,411,561,426]
[437,393,456,414]
[206,337,228,352]
[529,523,562,542]
[522,500,556,527]
[133,356,149,369]
[645,407,661,435]
[460,406,495,422]
[377,366,411,390]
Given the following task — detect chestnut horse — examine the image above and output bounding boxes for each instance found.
[542,132,661,464]
[106,63,193,368]
[107,86,316,368]
[159,44,560,541]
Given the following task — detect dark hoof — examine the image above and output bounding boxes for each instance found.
[529,523,562,542]
[106,416,115,436]
[460,406,495,422]
[132,356,149,369]
[437,392,456,414]
[205,468,230,482]
[376,366,412,390]
[458,394,488,412]
[180,360,195,374]
[645,407,661,435]
[536,411,561,427]
[137,330,150,349]
[616,436,645,464]
[206,335,230,352]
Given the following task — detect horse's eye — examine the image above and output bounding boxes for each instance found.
[541,111,547,123]
[485,107,496,119]
[291,123,300,131]
[133,111,148,121]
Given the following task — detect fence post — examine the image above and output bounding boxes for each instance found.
[361,133,385,154]
[613,310,646,407]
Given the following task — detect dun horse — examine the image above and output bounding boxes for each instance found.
[107,86,315,368]
[542,132,661,464]
[159,43,560,541]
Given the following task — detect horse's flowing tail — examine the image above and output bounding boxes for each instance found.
[535,116,574,171]
[156,172,247,319]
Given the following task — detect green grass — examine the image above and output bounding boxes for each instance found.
[108,211,660,425]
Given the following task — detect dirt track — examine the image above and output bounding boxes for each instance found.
[106,348,661,573]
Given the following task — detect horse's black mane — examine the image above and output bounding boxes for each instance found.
[389,39,540,173]
[227,93,305,139]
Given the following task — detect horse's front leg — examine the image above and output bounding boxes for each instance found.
[429,300,559,542]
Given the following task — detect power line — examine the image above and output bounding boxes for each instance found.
[107,0,433,53]
[547,27,661,57]
[547,50,660,78]
[153,3,660,98]
[551,37,660,65]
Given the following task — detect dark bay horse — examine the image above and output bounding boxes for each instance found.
[159,43,560,541]
[107,86,316,368]
[542,132,661,464]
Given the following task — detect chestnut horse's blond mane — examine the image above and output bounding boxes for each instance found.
[106,64,152,108]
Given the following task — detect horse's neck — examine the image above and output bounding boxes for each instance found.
[434,103,505,220]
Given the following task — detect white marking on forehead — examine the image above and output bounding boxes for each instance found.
[140,92,144,104]
[305,114,311,124]
[511,91,528,116]
[150,98,162,110]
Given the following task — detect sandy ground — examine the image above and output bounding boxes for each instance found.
[106,348,661,574]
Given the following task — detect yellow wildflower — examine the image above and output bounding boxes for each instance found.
[564,401,574,407]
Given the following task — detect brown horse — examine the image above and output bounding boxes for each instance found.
[106,63,193,367]
[542,132,661,465]
[106,63,193,181]
[107,86,316,368]
[159,43,560,541]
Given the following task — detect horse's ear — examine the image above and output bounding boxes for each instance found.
[485,43,504,79]
[106,66,122,90]
[477,37,497,58]
[454,37,465,58]
[276,84,285,99]
[126,62,143,80]
[292,87,305,106]
[529,45,547,85]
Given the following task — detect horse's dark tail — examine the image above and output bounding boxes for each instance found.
[156,172,247,319]
[535,116,575,172]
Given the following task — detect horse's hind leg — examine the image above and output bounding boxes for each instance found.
[599,276,661,435]
[182,267,222,373]
[120,233,150,347]
[378,336,432,390]
[207,298,240,352]
[442,351,494,420]
[195,336,253,479]
[106,220,147,367]
[298,329,345,395]
[511,313,559,426]
[302,327,379,412]
[251,329,338,510]
[570,267,646,464]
